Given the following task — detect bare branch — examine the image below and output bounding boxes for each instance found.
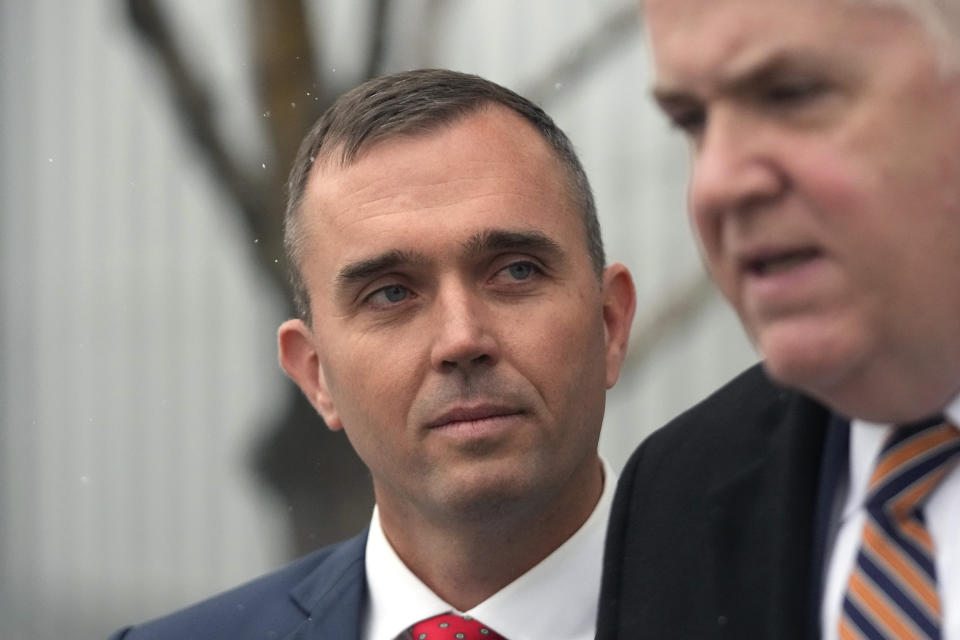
[249,0,326,284]
[250,0,324,167]
[126,0,286,292]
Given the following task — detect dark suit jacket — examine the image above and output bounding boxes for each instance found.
[597,364,842,640]
[110,529,368,640]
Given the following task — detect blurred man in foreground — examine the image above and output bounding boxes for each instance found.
[599,0,960,640]
[112,69,635,640]
[599,1,960,638]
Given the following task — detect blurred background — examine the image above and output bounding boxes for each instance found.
[0,1,757,638]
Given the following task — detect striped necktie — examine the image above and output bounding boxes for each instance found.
[839,419,960,640]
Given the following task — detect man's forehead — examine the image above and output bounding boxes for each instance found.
[645,0,922,94]
[645,0,795,96]
[301,120,574,242]
[293,117,580,274]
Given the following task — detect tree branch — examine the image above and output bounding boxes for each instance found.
[128,0,286,292]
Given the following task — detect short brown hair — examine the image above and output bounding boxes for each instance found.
[283,68,603,324]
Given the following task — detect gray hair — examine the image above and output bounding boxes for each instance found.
[283,68,603,324]
[858,0,960,73]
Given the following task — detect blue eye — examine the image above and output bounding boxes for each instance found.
[506,262,535,280]
[381,285,408,302]
[366,284,410,308]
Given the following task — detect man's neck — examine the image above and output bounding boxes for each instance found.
[802,357,960,424]
[375,456,604,611]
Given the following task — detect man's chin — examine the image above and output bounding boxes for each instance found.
[755,325,862,400]
[429,465,554,524]
[761,356,827,394]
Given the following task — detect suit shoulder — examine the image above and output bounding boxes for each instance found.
[600,369,830,638]
[111,532,367,640]
[628,363,810,470]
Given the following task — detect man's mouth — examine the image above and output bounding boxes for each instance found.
[746,248,821,276]
[426,404,523,429]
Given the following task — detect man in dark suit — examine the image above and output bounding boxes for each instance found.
[599,1,960,638]
[111,69,636,640]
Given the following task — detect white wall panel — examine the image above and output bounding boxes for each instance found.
[1,1,287,638]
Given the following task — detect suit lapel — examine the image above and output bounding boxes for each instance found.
[706,393,830,640]
[282,530,368,640]
[807,415,849,635]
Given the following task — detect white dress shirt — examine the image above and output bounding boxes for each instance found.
[822,393,960,640]
[361,458,615,640]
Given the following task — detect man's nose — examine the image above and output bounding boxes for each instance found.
[429,284,500,372]
[688,107,785,223]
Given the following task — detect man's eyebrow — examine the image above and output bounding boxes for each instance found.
[333,230,564,294]
[724,54,820,93]
[651,85,698,113]
[461,229,566,260]
[652,51,822,106]
[335,250,428,288]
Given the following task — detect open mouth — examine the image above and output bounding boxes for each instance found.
[746,248,821,276]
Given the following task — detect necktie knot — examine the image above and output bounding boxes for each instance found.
[410,612,506,640]
[866,419,960,516]
[840,418,960,639]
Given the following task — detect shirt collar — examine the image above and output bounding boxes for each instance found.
[363,457,616,640]
[843,391,960,523]
[946,393,960,428]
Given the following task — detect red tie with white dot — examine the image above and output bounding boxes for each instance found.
[409,612,506,640]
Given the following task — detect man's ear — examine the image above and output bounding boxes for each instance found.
[600,263,637,389]
[277,319,343,431]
